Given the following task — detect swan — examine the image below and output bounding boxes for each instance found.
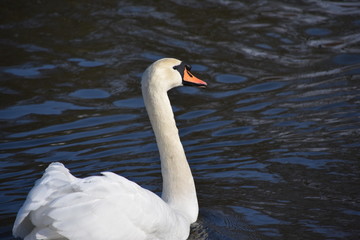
[13,58,207,240]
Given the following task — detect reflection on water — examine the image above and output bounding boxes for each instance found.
[1,0,360,239]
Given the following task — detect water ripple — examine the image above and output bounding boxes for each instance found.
[1,1,360,239]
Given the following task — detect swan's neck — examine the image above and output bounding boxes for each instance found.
[142,85,198,223]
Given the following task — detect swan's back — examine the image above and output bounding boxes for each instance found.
[13,163,190,240]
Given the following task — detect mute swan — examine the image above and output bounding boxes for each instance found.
[13,58,207,240]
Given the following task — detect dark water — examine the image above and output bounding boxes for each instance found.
[1,1,360,239]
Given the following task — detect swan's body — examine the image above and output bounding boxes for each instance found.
[13,58,207,240]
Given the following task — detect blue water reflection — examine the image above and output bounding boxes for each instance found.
[1,0,360,239]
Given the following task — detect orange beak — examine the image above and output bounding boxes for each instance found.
[183,69,207,88]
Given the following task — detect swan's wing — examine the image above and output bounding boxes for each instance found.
[13,162,187,240]
[13,162,76,238]
[47,172,176,240]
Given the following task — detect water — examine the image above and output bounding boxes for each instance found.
[1,0,360,239]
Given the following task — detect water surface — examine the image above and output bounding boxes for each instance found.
[1,1,360,239]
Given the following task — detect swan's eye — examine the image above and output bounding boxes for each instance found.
[173,66,178,70]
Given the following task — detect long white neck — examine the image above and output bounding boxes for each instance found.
[142,83,198,223]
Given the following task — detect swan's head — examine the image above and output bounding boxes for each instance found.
[141,58,207,92]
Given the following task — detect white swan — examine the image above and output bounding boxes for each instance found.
[12,58,207,240]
